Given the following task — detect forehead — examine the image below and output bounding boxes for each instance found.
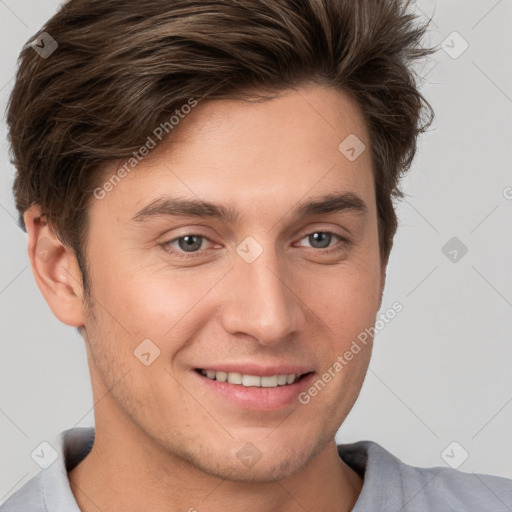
[90,85,375,222]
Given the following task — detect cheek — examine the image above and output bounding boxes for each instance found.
[89,258,228,345]
[295,263,379,423]
[304,259,382,331]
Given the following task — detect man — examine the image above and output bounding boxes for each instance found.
[2,0,511,511]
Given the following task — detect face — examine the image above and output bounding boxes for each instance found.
[78,84,385,481]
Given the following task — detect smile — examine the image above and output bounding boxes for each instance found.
[196,369,308,387]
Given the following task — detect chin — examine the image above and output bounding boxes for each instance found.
[200,449,310,483]
[173,432,325,483]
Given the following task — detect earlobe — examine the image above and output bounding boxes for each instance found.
[24,205,86,328]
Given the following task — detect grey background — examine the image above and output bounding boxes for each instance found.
[1,0,511,504]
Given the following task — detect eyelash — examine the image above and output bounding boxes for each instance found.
[161,231,350,259]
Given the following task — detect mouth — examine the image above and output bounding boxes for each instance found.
[194,368,312,388]
[192,366,315,411]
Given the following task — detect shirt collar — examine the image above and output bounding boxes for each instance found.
[42,427,95,512]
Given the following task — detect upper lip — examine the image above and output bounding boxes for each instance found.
[194,363,314,377]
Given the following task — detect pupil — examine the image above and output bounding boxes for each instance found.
[179,235,202,252]
[309,232,331,249]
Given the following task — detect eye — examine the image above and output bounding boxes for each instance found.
[163,234,213,256]
[297,231,348,252]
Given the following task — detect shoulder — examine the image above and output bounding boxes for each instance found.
[0,427,94,512]
[0,473,45,512]
[338,440,512,511]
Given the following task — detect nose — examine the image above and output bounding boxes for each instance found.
[220,245,306,346]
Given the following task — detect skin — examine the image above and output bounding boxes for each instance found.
[25,84,386,512]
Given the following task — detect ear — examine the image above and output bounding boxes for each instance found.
[24,205,86,327]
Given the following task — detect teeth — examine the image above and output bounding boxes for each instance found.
[277,375,288,385]
[200,370,302,387]
[227,372,242,385]
[216,371,227,383]
[261,375,278,387]
[242,374,261,386]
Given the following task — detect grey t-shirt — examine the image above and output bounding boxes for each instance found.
[1,427,511,511]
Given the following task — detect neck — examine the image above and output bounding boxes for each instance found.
[68,416,363,512]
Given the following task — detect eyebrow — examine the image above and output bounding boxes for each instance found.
[131,192,368,224]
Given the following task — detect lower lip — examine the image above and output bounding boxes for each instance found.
[192,370,316,411]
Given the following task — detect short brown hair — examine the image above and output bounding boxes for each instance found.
[7,0,433,297]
